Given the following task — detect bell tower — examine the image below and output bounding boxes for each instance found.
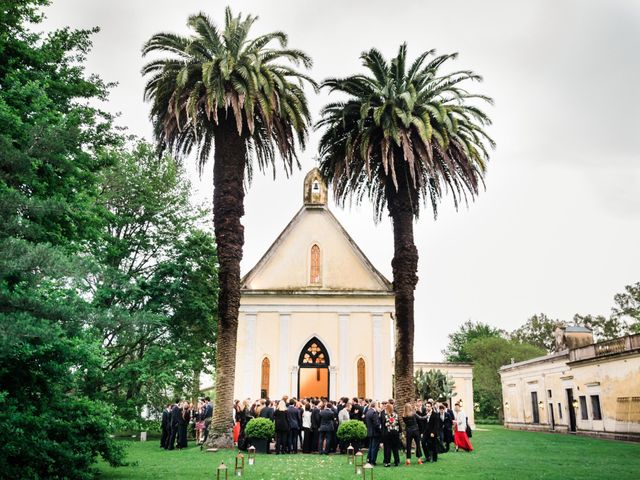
[303,168,327,207]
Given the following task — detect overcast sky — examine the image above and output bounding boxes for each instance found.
[42,0,640,360]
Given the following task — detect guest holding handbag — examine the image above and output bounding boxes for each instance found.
[453,402,474,452]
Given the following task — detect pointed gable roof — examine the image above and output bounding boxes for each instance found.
[242,171,392,293]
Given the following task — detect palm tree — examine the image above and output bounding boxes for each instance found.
[317,44,494,409]
[142,8,316,446]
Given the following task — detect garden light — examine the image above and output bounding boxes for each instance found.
[216,461,228,480]
[234,453,244,477]
[355,451,364,475]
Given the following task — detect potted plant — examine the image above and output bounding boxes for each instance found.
[244,418,274,454]
[336,420,367,451]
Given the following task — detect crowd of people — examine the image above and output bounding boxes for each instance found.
[160,397,213,450]
[233,395,473,467]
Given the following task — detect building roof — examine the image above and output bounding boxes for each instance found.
[565,325,592,333]
[498,350,569,372]
[241,170,392,293]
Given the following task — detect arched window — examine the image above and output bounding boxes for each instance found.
[310,244,321,284]
[357,358,366,398]
[299,337,330,366]
[260,357,270,398]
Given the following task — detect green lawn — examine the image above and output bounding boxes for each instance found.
[97,425,640,479]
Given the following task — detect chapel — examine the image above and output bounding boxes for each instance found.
[233,168,395,401]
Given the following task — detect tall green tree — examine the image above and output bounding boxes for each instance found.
[511,313,563,352]
[142,7,315,445]
[0,1,125,476]
[612,282,640,333]
[87,141,217,420]
[317,44,493,407]
[443,320,505,362]
[572,313,630,342]
[467,337,544,419]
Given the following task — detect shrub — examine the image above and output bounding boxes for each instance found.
[476,417,502,425]
[336,420,367,442]
[244,418,275,439]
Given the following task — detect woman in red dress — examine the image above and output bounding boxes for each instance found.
[453,402,473,452]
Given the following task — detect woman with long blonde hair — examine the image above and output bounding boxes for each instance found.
[274,400,290,454]
[401,402,423,464]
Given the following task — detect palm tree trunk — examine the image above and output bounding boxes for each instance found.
[387,181,419,411]
[207,118,246,448]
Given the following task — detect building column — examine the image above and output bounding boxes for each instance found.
[278,313,290,397]
[290,366,299,398]
[245,313,257,398]
[339,313,349,397]
[329,366,338,400]
[372,313,383,400]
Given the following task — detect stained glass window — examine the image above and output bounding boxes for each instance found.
[357,358,366,398]
[299,337,328,366]
[310,244,321,284]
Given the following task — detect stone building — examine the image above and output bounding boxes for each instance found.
[232,169,474,405]
[499,329,640,441]
[233,169,395,400]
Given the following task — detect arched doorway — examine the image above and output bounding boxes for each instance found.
[298,337,330,398]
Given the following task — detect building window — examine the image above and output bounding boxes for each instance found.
[300,339,328,365]
[548,390,552,398]
[558,402,562,419]
[261,357,270,398]
[310,244,321,284]
[591,395,602,420]
[357,358,366,398]
[579,395,588,420]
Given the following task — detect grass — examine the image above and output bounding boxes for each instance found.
[97,425,640,479]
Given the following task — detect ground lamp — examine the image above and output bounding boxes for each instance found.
[362,463,374,480]
[355,451,364,475]
[347,444,355,465]
[216,462,228,480]
[235,453,245,477]
[247,446,256,466]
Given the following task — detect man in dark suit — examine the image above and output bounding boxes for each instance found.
[202,396,213,443]
[260,399,275,420]
[317,402,336,454]
[287,400,301,453]
[350,397,363,420]
[365,401,381,465]
[311,400,321,452]
[439,403,454,452]
[167,399,181,450]
[160,404,171,449]
[423,401,441,462]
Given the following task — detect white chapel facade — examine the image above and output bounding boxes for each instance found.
[233,169,395,401]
